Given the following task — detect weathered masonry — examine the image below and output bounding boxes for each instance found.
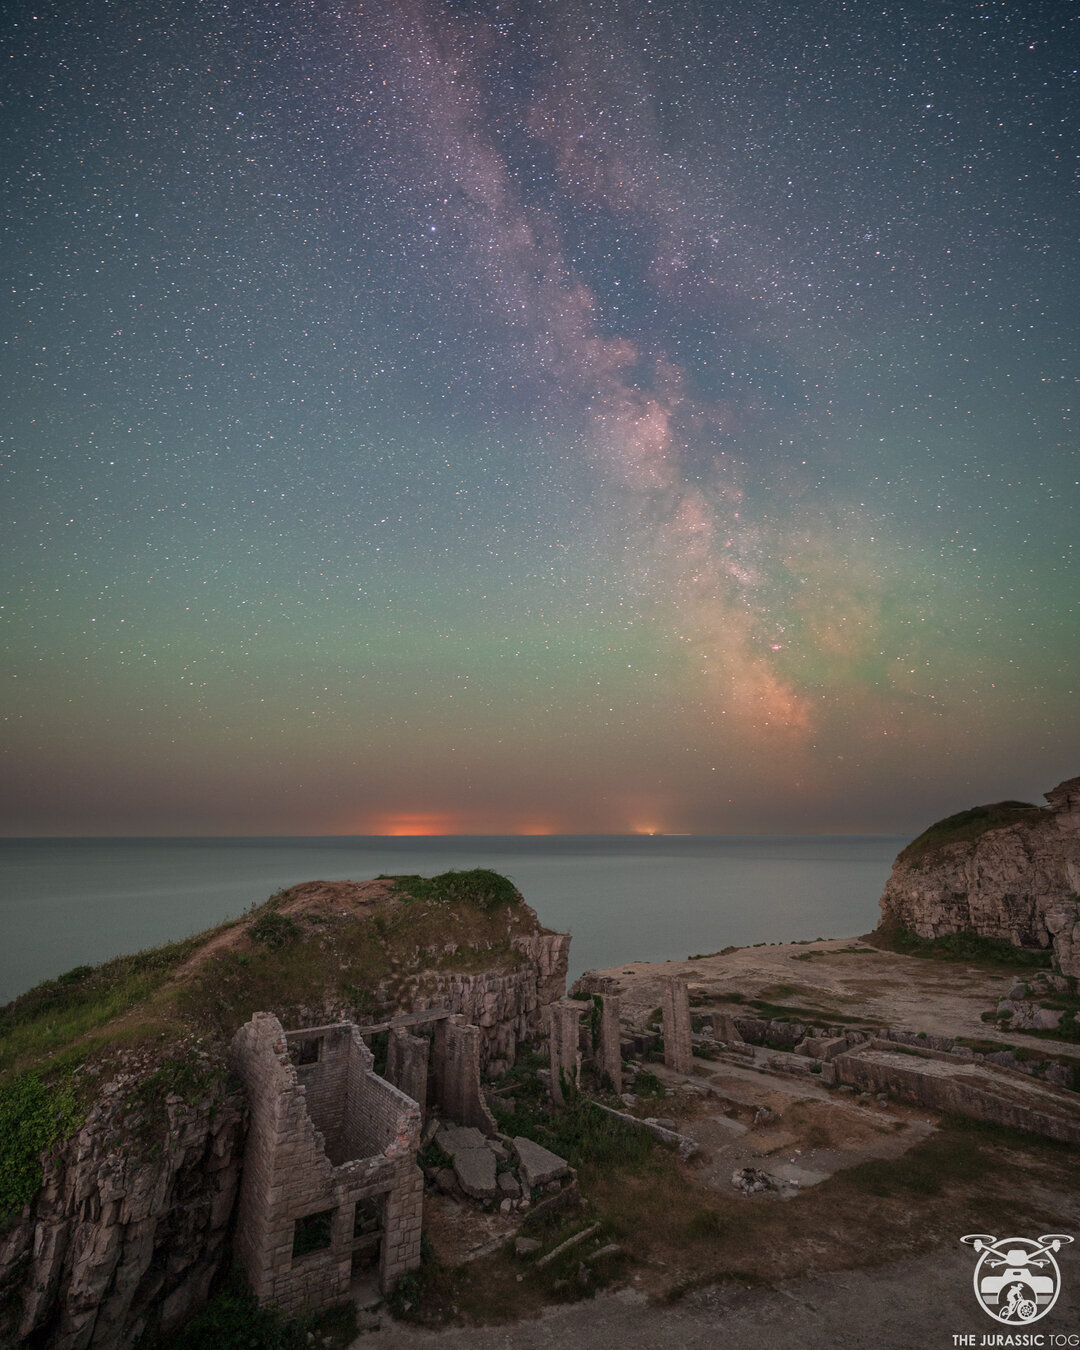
[228,1013,424,1314]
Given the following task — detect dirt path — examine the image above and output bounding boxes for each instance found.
[352,1245,1080,1349]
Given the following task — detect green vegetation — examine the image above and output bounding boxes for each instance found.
[0,938,202,1078]
[793,946,879,961]
[871,926,1053,969]
[899,801,1040,862]
[0,1071,83,1215]
[247,909,301,950]
[418,1138,453,1172]
[388,1215,620,1326]
[146,1268,356,1350]
[379,868,523,912]
[746,999,866,1027]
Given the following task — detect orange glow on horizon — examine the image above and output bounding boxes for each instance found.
[366,811,463,837]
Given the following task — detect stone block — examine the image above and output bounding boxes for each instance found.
[452,1148,497,1201]
[511,1137,569,1189]
[497,1171,520,1197]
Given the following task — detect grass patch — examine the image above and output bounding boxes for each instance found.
[379,869,523,912]
[389,1224,617,1327]
[746,1000,866,1027]
[0,939,202,1078]
[793,946,879,961]
[630,1070,666,1098]
[870,926,1052,970]
[247,910,301,950]
[898,801,1041,862]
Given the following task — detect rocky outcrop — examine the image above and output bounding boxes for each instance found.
[0,1050,244,1350]
[879,776,1080,975]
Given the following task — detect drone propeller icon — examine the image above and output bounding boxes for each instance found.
[961,1234,1074,1267]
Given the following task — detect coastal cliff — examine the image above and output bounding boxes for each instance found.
[0,870,568,1349]
[878,776,1080,975]
[0,1050,244,1350]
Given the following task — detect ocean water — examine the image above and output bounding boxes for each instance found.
[0,835,908,1005]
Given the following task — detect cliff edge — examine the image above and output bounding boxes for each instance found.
[878,776,1080,975]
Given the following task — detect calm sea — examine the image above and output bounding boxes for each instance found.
[0,835,908,1006]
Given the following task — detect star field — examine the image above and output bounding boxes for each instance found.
[2,0,1077,835]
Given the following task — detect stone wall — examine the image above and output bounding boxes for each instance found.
[228,1014,423,1313]
[385,1028,430,1117]
[829,1040,1080,1144]
[431,1018,497,1134]
[0,1054,245,1350]
[878,776,1080,975]
[403,931,570,1074]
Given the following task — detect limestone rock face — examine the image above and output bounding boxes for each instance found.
[878,777,1080,976]
[0,1060,245,1350]
[405,930,570,1073]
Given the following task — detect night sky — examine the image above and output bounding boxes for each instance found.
[3,0,1077,837]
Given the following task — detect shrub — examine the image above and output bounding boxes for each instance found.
[631,1070,665,1098]
[0,1071,83,1214]
[874,927,1052,969]
[247,911,301,950]
[146,1267,356,1349]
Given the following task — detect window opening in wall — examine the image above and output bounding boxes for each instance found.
[292,1208,334,1258]
[291,1036,321,1066]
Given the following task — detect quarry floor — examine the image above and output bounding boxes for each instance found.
[350,939,1080,1349]
[596,934,1071,1051]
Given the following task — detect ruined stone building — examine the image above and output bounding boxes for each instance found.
[227,1004,509,1314]
[228,1014,425,1313]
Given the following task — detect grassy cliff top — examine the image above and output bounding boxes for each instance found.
[0,869,542,1082]
[897,801,1043,863]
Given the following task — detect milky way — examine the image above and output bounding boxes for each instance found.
[2,0,1077,835]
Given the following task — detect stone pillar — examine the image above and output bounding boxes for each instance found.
[598,994,622,1094]
[385,1027,430,1117]
[548,1002,581,1107]
[661,978,693,1075]
[433,1017,497,1133]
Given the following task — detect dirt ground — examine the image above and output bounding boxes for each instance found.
[595,935,1068,1052]
[355,1246,1080,1350]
